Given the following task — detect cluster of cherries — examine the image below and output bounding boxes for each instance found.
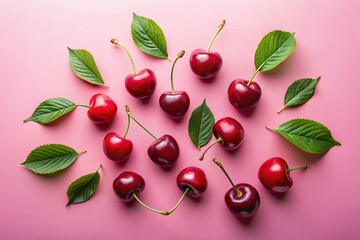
[83,20,306,220]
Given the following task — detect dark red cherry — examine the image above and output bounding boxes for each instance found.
[113,171,145,202]
[225,183,260,219]
[87,93,117,124]
[103,132,133,163]
[228,79,262,111]
[159,91,190,118]
[148,135,180,168]
[176,167,208,198]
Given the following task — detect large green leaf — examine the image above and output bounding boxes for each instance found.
[278,77,320,113]
[188,99,215,148]
[66,166,101,206]
[22,144,85,174]
[131,13,168,59]
[269,119,341,153]
[68,47,106,86]
[254,30,296,72]
[24,98,76,124]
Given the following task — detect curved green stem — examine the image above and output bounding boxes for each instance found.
[125,105,158,141]
[170,50,185,94]
[111,39,137,74]
[206,20,226,52]
[213,158,242,198]
[166,188,190,215]
[287,165,307,172]
[247,69,259,86]
[76,104,90,108]
[199,137,222,161]
[123,114,131,138]
[132,193,168,215]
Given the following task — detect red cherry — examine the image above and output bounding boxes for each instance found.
[113,171,145,202]
[190,49,223,81]
[125,105,180,168]
[87,93,117,124]
[103,132,133,163]
[148,134,180,168]
[228,79,262,111]
[189,20,225,81]
[160,50,190,118]
[200,117,244,160]
[125,69,156,99]
[225,183,260,219]
[159,91,190,119]
[176,167,208,198]
[111,39,156,100]
[258,157,307,193]
[213,117,244,150]
[213,158,260,220]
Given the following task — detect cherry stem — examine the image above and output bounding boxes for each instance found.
[213,158,242,198]
[199,137,222,161]
[123,114,131,138]
[125,105,158,141]
[277,106,287,114]
[287,165,308,172]
[170,50,185,94]
[76,104,90,108]
[111,38,138,74]
[77,150,87,156]
[265,126,276,131]
[132,192,169,215]
[95,164,102,173]
[166,187,190,215]
[247,69,259,86]
[206,20,226,52]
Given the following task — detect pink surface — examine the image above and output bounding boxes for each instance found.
[1,0,360,239]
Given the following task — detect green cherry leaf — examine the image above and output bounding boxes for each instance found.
[278,77,320,113]
[188,99,215,148]
[24,98,77,125]
[267,119,341,153]
[131,12,168,59]
[254,30,296,72]
[66,165,101,206]
[22,144,86,175]
[68,47,106,86]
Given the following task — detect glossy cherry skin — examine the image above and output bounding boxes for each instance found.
[148,135,180,168]
[177,167,208,198]
[228,79,262,111]
[258,157,293,193]
[225,183,260,219]
[113,171,145,202]
[159,91,190,118]
[189,49,223,81]
[125,69,156,99]
[103,132,133,163]
[213,117,244,150]
[87,93,118,124]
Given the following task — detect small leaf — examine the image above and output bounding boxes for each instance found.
[267,119,341,153]
[22,144,85,174]
[131,12,168,59]
[255,30,296,72]
[66,166,101,206]
[278,77,320,113]
[188,99,215,148]
[24,98,76,124]
[68,47,106,86]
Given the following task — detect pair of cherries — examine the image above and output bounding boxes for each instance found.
[111,39,190,119]
[189,20,262,112]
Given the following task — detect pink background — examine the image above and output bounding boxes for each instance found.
[1,0,360,239]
